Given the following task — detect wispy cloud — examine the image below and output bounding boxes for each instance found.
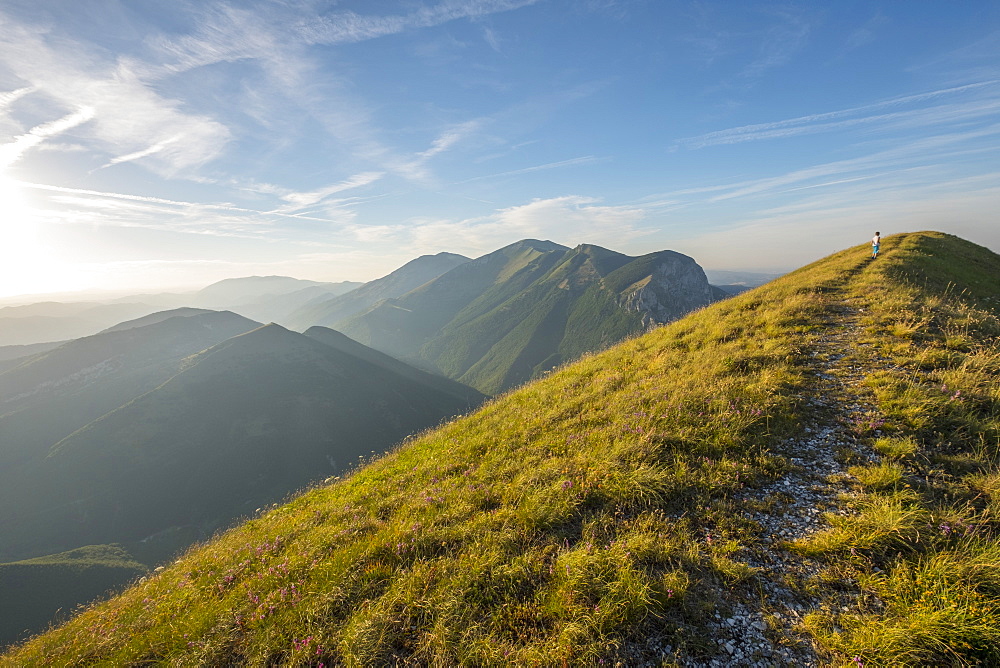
[418,120,483,162]
[137,3,519,184]
[909,30,1000,85]
[676,80,1000,149]
[297,0,542,47]
[740,9,811,80]
[0,107,95,168]
[275,172,386,210]
[455,156,602,183]
[100,135,182,169]
[0,86,34,112]
[17,180,257,213]
[16,179,341,240]
[842,12,889,54]
[388,120,488,182]
[680,121,1000,203]
[0,15,230,175]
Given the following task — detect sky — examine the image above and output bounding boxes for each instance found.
[1,1,999,299]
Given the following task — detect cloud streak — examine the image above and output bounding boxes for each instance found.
[297,0,542,47]
[275,172,386,211]
[0,86,34,112]
[100,135,182,169]
[0,107,95,169]
[455,156,602,184]
[676,80,1000,149]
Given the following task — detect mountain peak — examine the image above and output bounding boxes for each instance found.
[99,307,218,334]
[503,239,569,254]
[397,252,472,269]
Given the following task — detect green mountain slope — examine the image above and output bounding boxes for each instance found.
[301,326,484,407]
[284,252,471,331]
[341,240,725,394]
[5,232,999,666]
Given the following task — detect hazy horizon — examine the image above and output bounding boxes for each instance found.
[2,2,999,299]
[0,248,787,307]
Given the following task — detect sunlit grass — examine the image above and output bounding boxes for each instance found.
[4,232,999,666]
[793,232,1000,665]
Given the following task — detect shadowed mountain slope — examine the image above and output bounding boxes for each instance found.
[0,545,149,650]
[0,315,485,648]
[5,232,999,666]
[302,326,484,407]
[0,309,262,487]
[0,341,64,368]
[99,307,217,333]
[0,322,485,564]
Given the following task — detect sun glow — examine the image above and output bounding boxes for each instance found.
[0,175,82,298]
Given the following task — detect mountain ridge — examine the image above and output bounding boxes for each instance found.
[6,232,998,665]
[284,252,471,331]
[337,240,725,393]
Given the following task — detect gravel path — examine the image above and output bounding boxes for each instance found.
[691,297,888,667]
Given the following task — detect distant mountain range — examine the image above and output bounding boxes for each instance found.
[189,275,364,324]
[0,248,756,353]
[0,277,362,348]
[0,301,157,347]
[293,240,728,394]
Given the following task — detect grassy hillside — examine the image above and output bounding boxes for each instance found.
[5,232,999,666]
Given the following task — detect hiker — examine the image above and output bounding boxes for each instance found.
[871,231,880,259]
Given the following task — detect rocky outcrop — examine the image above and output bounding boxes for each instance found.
[618,251,726,327]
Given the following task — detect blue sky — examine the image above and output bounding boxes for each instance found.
[1,1,998,298]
